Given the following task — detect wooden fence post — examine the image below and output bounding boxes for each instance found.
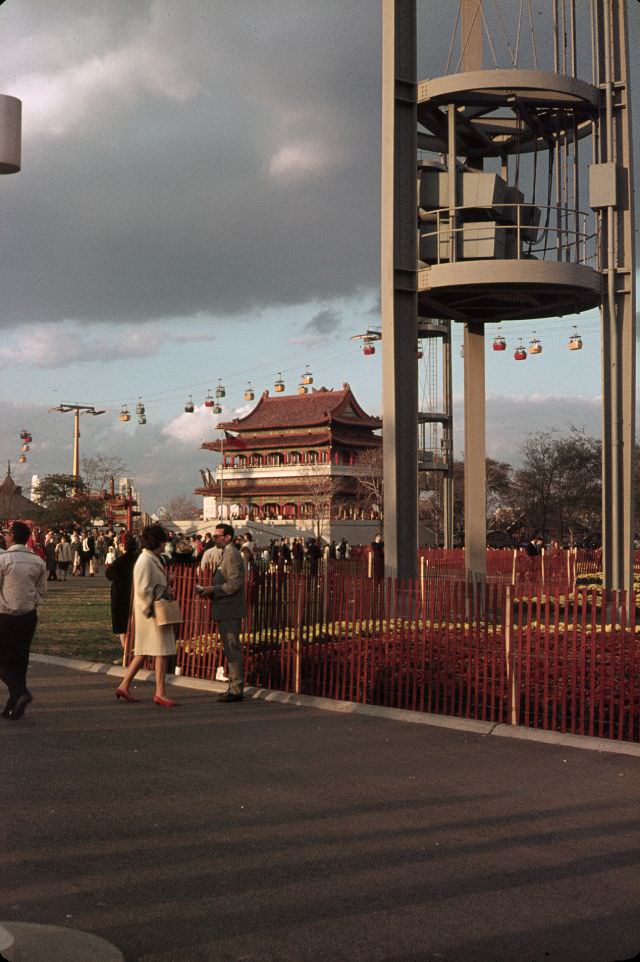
[294,574,304,695]
[505,585,518,725]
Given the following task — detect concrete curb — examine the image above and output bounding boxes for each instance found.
[30,652,640,757]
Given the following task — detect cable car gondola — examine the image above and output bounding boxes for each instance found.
[20,444,29,453]
[119,405,131,423]
[297,383,308,395]
[184,396,195,414]
[244,383,255,402]
[18,454,27,464]
[492,335,506,351]
[215,379,226,399]
[204,389,214,409]
[274,373,285,393]
[568,327,583,351]
[19,429,32,443]
[136,398,147,424]
[213,402,222,415]
[514,339,527,361]
[301,365,313,386]
[363,341,375,356]
[528,336,542,355]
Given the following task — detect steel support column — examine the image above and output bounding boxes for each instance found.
[381,0,418,579]
[460,0,487,581]
[463,322,487,579]
[597,0,636,597]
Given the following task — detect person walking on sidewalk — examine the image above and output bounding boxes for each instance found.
[0,521,46,721]
[196,523,246,703]
[115,525,178,708]
[55,534,73,581]
[105,533,139,663]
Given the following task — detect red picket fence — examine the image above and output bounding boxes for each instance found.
[123,557,640,743]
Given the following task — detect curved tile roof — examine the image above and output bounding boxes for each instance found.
[217,383,381,433]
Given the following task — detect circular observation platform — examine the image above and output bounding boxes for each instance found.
[417,69,598,157]
[417,260,601,322]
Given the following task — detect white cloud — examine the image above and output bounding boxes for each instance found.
[15,9,200,140]
[269,141,334,178]
[162,405,223,445]
[478,394,602,466]
[0,323,216,368]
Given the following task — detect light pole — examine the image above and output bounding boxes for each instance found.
[219,432,224,520]
[50,404,106,492]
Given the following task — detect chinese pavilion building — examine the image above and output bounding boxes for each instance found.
[195,384,382,538]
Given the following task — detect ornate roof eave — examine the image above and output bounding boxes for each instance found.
[215,383,379,433]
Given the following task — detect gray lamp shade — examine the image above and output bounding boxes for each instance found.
[0,94,21,173]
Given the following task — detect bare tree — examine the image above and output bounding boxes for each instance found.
[81,455,129,493]
[159,496,201,521]
[354,447,383,519]
[301,473,334,538]
[511,429,601,542]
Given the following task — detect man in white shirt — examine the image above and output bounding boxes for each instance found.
[0,521,46,720]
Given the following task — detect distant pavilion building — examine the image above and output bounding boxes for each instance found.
[0,464,41,523]
[195,384,382,539]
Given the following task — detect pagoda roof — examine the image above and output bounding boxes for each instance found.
[215,384,381,434]
[203,430,332,452]
[202,428,382,453]
[0,463,41,521]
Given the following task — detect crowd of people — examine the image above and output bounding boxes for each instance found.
[10,527,132,581]
[0,521,383,722]
[0,520,255,720]
[165,530,353,573]
[0,523,362,586]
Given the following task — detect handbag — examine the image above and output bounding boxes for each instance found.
[154,597,183,626]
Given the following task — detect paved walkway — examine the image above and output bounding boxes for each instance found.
[2,660,640,962]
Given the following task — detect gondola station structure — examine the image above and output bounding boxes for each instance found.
[196,384,382,542]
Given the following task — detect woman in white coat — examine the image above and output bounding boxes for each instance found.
[115,525,179,707]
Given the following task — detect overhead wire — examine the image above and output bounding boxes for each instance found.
[89,335,379,419]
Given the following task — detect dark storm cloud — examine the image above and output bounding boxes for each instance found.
[305,308,342,337]
[0,0,395,328]
[289,305,344,346]
[0,1,637,331]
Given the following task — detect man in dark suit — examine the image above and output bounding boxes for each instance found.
[196,523,246,703]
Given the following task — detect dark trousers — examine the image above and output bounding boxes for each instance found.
[0,610,37,701]
[218,619,243,694]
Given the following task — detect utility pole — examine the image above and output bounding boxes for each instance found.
[50,404,106,492]
[219,433,225,520]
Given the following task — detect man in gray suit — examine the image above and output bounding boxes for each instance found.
[196,523,246,702]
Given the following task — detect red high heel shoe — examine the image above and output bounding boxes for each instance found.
[115,688,141,703]
[153,694,178,708]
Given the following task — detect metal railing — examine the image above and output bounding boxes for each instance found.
[420,203,598,268]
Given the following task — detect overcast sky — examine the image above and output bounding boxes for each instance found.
[0,1,638,512]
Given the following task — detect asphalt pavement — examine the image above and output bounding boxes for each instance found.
[2,659,640,962]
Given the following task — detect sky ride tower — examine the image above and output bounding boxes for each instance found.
[381,0,636,594]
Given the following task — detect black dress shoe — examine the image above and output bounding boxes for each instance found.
[8,690,32,720]
[2,696,16,719]
[217,691,243,703]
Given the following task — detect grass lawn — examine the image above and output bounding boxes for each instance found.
[33,576,122,664]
